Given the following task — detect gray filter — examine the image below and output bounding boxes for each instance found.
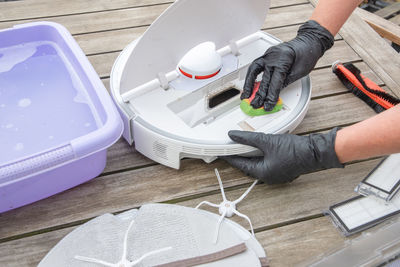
[356,153,400,202]
[328,153,400,236]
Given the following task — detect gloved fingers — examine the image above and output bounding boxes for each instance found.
[284,71,303,88]
[283,55,312,87]
[250,68,271,109]
[241,58,264,100]
[263,69,286,111]
[228,130,270,151]
[220,156,263,179]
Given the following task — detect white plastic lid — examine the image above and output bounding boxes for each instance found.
[120,0,271,94]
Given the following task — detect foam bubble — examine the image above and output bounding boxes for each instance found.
[0,44,36,73]
[18,98,31,108]
[14,143,24,151]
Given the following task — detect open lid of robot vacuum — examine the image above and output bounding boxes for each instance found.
[119,0,271,94]
[111,0,311,167]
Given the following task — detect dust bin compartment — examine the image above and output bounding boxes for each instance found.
[0,22,123,213]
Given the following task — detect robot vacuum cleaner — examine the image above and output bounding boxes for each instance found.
[110,0,311,169]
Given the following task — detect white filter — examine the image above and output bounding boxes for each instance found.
[356,153,400,202]
[329,192,400,236]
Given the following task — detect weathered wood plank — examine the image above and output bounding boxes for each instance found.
[267,24,342,42]
[88,52,118,79]
[263,4,313,29]
[0,159,380,266]
[0,4,169,33]
[104,139,154,174]
[356,8,400,46]
[0,0,172,22]
[293,93,377,134]
[389,14,400,25]
[315,40,360,69]
[75,27,144,56]
[270,0,309,8]
[256,217,348,267]
[0,0,307,23]
[0,227,74,267]
[374,2,400,19]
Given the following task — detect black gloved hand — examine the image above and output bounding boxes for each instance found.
[242,20,334,111]
[221,128,343,184]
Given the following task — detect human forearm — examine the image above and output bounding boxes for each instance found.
[335,105,400,163]
[310,0,363,35]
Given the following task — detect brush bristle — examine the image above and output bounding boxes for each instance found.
[333,63,397,113]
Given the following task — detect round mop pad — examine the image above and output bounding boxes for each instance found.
[240,82,283,116]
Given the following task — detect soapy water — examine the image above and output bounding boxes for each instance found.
[14,143,24,151]
[0,41,101,164]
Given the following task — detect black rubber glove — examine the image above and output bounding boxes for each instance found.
[242,20,334,111]
[221,128,344,184]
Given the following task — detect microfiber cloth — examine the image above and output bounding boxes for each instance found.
[38,204,268,267]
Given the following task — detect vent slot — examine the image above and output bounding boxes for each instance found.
[208,88,240,109]
[153,141,168,160]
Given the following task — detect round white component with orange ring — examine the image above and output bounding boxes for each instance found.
[178,42,222,80]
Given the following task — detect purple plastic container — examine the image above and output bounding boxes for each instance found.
[0,22,123,213]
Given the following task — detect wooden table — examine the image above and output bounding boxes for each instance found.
[1,1,400,266]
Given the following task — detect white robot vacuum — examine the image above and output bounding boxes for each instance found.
[110,0,311,169]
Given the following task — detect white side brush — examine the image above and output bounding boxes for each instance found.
[196,168,258,243]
